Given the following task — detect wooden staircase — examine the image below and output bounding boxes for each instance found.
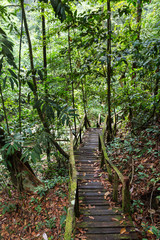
[75,128,138,240]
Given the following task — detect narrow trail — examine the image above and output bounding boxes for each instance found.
[75,128,137,240]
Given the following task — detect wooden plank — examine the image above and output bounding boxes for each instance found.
[80,202,109,207]
[75,128,136,240]
[78,221,133,228]
[84,233,138,240]
[81,209,121,216]
[82,215,122,222]
[82,227,135,234]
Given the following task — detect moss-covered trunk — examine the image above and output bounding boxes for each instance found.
[0,127,42,192]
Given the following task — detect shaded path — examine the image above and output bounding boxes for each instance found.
[75,128,137,240]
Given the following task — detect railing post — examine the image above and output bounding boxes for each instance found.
[98,135,101,152]
[84,114,88,129]
[97,113,101,128]
[75,180,80,218]
[113,172,118,202]
[122,176,131,214]
[80,127,82,144]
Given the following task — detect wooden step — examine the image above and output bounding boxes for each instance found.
[75,128,137,240]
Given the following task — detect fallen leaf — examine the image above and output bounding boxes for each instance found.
[88,216,94,219]
[112,218,119,222]
[148,209,155,214]
[104,191,110,199]
[120,228,127,234]
[147,229,154,235]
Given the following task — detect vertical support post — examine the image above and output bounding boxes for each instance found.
[122,176,131,214]
[84,114,88,129]
[75,180,80,217]
[80,127,82,144]
[113,172,118,202]
[98,135,101,152]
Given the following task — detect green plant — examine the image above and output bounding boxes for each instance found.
[45,217,56,229]
[2,203,17,214]
[35,204,42,214]
[30,197,39,204]
[35,221,44,230]
[142,222,160,239]
[137,172,149,180]
[60,214,66,229]
[132,199,144,213]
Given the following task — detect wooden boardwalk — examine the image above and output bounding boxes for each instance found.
[75,128,138,240]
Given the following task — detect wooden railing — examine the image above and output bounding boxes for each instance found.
[97,113,101,128]
[64,114,90,239]
[98,115,131,214]
[64,131,79,239]
[73,114,91,148]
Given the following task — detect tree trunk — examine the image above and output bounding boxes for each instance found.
[0,128,42,191]
[107,0,112,141]
[20,0,69,160]
[41,5,51,163]
[68,27,77,136]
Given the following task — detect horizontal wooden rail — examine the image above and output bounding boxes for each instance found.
[99,114,131,214]
[64,114,90,239]
[64,131,79,240]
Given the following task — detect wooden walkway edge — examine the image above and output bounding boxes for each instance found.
[75,128,138,240]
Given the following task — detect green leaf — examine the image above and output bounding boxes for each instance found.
[27,81,35,92]
[8,68,17,79]
[60,214,66,226]
[3,76,7,89]
[7,145,13,155]
[9,78,14,90]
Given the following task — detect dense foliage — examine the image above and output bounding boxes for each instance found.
[0,0,159,239]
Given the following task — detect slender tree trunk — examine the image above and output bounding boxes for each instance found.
[41,4,51,163]
[107,0,112,141]
[20,0,69,159]
[18,10,23,136]
[68,27,77,136]
[130,0,143,128]
[0,84,10,135]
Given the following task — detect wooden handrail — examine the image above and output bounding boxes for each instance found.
[99,114,131,214]
[73,114,90,148]
[64,114,90,239]
[64,131,79,240]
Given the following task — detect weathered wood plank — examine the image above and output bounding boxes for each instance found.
[75,128,137,240]
[82,227,135,234]
[84,233,138,240]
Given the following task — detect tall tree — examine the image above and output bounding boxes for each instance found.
[107,0,112,141]
[20,0,69,159]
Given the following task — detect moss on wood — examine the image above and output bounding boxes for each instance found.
[64,131,78,240]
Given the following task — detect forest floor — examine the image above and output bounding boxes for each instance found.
[0,182,68,240]
[0,121,159,240]
[99,120,160,240]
